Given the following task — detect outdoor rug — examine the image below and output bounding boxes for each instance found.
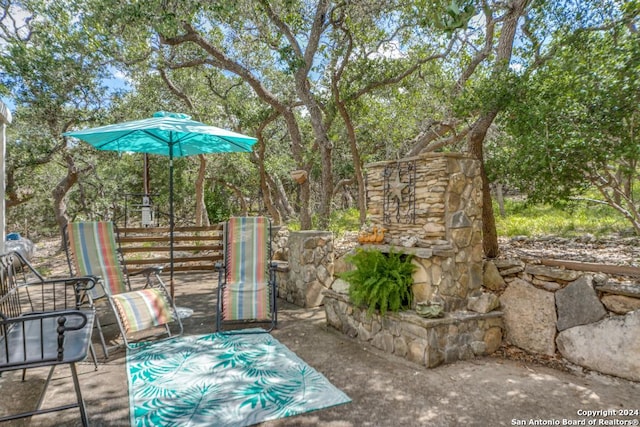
[126,330,351,426]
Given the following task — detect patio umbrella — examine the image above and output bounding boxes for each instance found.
[63,111,257,296]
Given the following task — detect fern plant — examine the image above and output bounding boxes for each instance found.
[339,249,416,316]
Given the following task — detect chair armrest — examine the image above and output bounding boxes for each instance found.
[18,309,89,331]
[14,275,98,312]
[0,309,94,370]
[215,262,224,271]
[38,275,98,292]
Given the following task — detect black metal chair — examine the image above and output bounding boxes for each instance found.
[0,251,96,426]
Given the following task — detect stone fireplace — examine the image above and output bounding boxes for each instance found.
[323,152,503,368]
[363,152,484,311]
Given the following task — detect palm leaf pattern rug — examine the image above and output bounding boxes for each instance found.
[126,330,351,426]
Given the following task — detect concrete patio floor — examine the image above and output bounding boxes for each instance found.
[1,271,638,427]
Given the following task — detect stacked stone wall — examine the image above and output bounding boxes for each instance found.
[324,290,503,368]
[486,258,640,382]
[277,230,334,307]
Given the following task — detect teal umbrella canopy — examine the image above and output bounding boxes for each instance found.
[64,111,257,296]
[63,111,257,156]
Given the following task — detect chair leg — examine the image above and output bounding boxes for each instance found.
[216,283,223,332]
[36,365,56,411]
[70,363,89,427]
[89,343,98,371]
[94,314,109,359]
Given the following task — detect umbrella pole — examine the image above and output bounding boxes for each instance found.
[169,144,175,299]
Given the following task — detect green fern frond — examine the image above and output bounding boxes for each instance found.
[339,248,416,317]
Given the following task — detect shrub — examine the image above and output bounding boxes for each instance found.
[339,249,416,316]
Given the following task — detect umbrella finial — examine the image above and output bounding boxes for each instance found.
[153,111,191,120]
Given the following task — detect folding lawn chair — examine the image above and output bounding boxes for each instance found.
[64,221,183,356]
[215,216,278,333]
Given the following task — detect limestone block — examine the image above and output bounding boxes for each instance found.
[500,266,525,276]
[451,228,472,248]
[447,192,461,211]
[469,342,485,356]
[305,281,325,308]
[468,263,483,291]
[450,211,472,228]
[455,248,468,263]
[412,282,432,304]
[394,336,408,357]
[556,310,640,382]
[431,263,442,287]
[555,275,607,332]
[302,249,314,264]
[467,291,500,314]
[532,278,561,292]
[411,259,429,284]
[372,331,395,353]
[407,339,427,365]
[357,323,372,342]
[331,278,350,294]
[426,330,445,368]
[525,265,581,282]
[470,241,484,262]
[303,237,317,249]
[483,327,502,354]
[423,222,445,234]
[601,294,640,314]
[596,281,640,298]
[499,278,557,355]
[324,302,342,330]
[483,261,506,291]
[302,264,316,282]
[494,258,524,271]
[316,264,331,286]
[449,172,467,194]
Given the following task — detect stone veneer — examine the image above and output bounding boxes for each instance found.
[276,230,334,307]
[364,153,484,311]
[324,290,503,368]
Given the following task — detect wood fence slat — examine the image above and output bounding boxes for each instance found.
[120,245,223,253]
[118,225,223,233]
[124,255,222,265]
[118,235,222,243]
[116,225,224,274]
[127,264,217,274]
[540,258,640,277]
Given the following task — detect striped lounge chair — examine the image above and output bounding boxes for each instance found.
[215,217,278,333]
[64,221,182,356]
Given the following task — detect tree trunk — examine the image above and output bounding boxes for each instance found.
[273,176,295,218]
[468,114,499,258]
[252,132,282,225]
[334,87,366,225]
[467,0,529,258]
[53,155,92,250]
